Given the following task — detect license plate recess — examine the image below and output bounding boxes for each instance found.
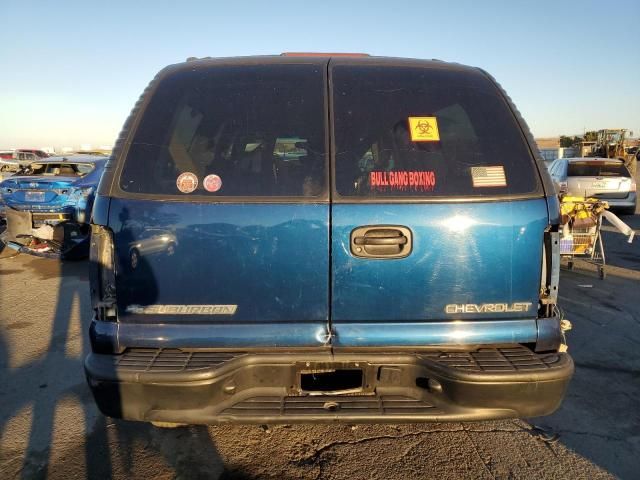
[293,361,374,396]
[25,191,46,202]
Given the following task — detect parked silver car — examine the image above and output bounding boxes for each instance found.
[128,228,178,268]
[548,157,637,214]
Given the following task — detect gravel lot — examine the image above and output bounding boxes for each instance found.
[1,208,638,479]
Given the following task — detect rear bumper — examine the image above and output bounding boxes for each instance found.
[0,207,90,258]
[1,205,76,220]
[85,346,573,424]
[598,192,636,208]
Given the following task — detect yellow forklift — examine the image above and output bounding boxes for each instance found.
[591,129,637,175]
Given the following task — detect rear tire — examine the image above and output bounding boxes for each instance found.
[567,261,574,271]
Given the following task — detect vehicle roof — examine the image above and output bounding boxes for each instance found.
[30,155,107,164]
[562,157,625,163]
[163,54,479,75]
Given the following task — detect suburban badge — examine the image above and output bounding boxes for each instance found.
[126,304,238,315]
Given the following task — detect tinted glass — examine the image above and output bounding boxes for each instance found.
[568,162,630,177]
[120,64,326,197]
[332,65,540,197]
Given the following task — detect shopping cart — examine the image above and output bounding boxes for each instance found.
[559,196,635,280]
[559,215,606,279]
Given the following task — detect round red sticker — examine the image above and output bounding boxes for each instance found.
[203,174,222,193]
[176,172,198,193]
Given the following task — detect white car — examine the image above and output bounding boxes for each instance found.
[548,157,637,214]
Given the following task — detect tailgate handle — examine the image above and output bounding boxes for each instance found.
[350,226,412,259]
[353,235,407,246]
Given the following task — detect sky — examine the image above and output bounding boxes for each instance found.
[1,0,638,149]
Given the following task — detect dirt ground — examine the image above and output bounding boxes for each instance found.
[1,208,638,479]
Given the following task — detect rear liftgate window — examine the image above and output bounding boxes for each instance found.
[568,162,631,177]
[120,64,326,197]
[332,66,541,198]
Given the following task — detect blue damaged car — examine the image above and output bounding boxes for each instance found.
[0,155,107,258]
[85,54,573,425]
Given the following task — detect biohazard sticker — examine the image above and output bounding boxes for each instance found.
[370,170,436,191]
[203,174,222,192]
[176,172,198,193]
[408,116,440,142]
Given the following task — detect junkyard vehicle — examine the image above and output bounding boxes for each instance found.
[85,54,572,425]
[589,129,637,176]
[0,161,21,181]
[0,151,40,173]
[13,152,39,163]
[0,151,48,185]
[0,155,106,257]
[14,149,50,161]
[591,129,627,160]
[548,157,637,215]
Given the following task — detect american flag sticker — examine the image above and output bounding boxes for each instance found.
[471,166,507,187]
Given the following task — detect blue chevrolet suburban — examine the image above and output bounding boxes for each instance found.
[85,54,572,424]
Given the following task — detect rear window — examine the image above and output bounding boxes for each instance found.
[332,65,540,197]
[26,162,93,176]
[120,64,326,197]
[567,162,630,177]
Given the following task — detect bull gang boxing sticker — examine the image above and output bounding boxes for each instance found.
[176,172,198,193]
[370,170,436,192]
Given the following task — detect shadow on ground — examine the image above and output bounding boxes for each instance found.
[0,254,254,479]
[531,251,640,479]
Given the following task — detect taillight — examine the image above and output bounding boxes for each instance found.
[557,181,568,194]
[630,180,637,192]
[537,228,561,352]
[89,224,117,321]
[540,229,559,312]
